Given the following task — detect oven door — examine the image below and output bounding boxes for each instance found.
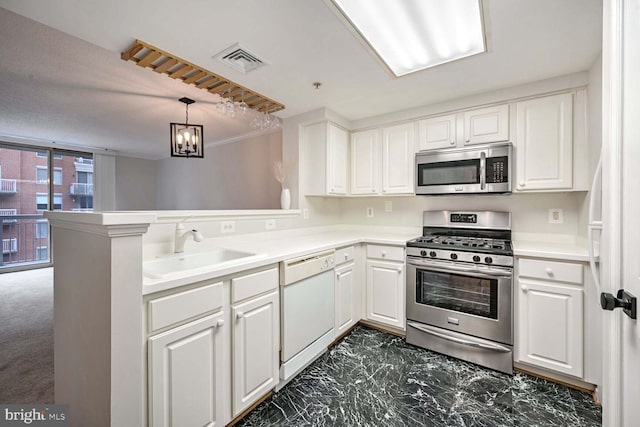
[406,257,513,345]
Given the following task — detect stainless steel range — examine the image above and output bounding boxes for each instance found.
[405,211,514,374]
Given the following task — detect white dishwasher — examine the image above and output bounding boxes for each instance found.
[279,250,335,389]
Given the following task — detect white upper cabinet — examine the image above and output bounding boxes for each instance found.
[327,124,349,194]
[417,104,510,151]
[351,124,415,195]
[302,121,349,196]
[350,129,380,195]
[515,93,574,191]
[381,123,415,194]
[463,104,510,145]
[417,114,457,151]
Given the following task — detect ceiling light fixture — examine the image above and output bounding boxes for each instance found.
[329,0,486,77]
[170,97,204,158]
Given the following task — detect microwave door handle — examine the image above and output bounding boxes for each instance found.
[407,258,512,278]
[480,152,486,190]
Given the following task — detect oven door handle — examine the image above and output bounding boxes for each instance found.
[407,322,511,353]
[406,258,513,278]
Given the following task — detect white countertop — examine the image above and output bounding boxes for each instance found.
[142,226,420,295]
[142,226,598,295]
[512,232,596,262]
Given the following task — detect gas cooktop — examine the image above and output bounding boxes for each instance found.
[406,210,514,267]
[407,235,513,255]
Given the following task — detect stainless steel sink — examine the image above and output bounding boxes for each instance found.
[144,249,258,279]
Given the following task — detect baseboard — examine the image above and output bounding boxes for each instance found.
[514,362,597,394]
[227,391,273,427]
[357,320,406,338]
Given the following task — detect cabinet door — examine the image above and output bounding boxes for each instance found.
[515,93,573,191]
[517,279,583,377]
[148,312,225,427]
[231,290,279,417]
[327,123,349,195]
[351,129,380,195]
[417,114,457,151]
[335,262,356,336]
[463,104,509,145]
[366,260,405,330]
[382,123,415,194]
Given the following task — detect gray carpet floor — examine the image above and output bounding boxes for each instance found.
[0,267,54,403]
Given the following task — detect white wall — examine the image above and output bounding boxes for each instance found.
[156,131,282,210]
[339,193,585,235]
[115,156,157,210]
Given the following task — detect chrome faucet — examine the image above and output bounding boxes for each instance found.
[174,222,204,253]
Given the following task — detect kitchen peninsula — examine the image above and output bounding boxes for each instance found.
[45,209,597,427]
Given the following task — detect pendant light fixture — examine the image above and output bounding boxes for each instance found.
[170,97,204,158]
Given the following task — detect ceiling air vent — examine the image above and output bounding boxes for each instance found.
[214,43,266,74]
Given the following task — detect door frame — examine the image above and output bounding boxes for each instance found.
[601,0,624,425]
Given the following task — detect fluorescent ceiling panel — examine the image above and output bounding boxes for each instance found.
[331,0,486,77]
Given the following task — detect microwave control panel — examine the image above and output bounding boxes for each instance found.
[486,156,508,183]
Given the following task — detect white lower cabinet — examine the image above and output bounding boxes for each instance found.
[231,290,279,417]
[148,311,225,427]
[365,245,405,330]
[146,265,280,426]
[516,258,584,378]
[335,263,355,335]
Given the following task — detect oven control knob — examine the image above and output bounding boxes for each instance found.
[450,253,458,260]
[429,251,437,258]
[420,250,427,257]
[473,255,481,262]
[485,256,493,264]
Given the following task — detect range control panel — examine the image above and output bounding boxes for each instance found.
[450,213,477,224]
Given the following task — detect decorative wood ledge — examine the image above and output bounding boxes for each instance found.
[121,39,285,113]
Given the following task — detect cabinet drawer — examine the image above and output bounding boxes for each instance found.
[518,258,583,285]
[366,245,404,262]
[149,281,223,333]
[335,246,355,265]
[232,266,279,303]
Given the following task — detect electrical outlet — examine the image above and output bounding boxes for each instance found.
[366,207,374,218]
[303,208,309,220]
[385,201,393,212]
[548,209,563,224]
[265,219,276,230]
[220,221,235,233]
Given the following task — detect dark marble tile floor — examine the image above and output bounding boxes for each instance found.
[237,325,601,427]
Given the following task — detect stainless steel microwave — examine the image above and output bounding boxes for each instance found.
[415,143,512,195]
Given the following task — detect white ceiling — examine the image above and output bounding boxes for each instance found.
[0,0,602,159]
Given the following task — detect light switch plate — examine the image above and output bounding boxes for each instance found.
[366,207,374,218]
[548,209,563,224]
[265,219,276,230]
[303,208,309,219]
